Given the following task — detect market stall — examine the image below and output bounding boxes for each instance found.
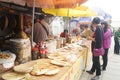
[0,2,35,72]
[0,40,91,80]
[0,1,93,80]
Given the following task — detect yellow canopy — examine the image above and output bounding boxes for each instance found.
[42,6,96,17]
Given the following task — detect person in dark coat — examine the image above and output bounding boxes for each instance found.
[86,17,104,80]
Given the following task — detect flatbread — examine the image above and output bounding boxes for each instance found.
[45,66,60,75]
[45,69,60,75]
[51,60,68,67]
[13,61,36,73]
[30,68,48,76]
[2,72,25,80]
[13,65,33,73]
[30,64,49,76]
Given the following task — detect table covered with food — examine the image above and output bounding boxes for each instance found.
[0,40,91,80]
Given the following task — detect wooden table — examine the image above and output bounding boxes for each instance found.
[0,41,91,80]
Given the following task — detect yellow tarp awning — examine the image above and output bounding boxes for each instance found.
[42,6,97,17]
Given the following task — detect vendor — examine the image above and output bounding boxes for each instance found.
[33,14,53,44]
[60,29,69,38]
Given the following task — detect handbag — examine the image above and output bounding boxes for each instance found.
[93,47,104,56]
[93,27,104,56]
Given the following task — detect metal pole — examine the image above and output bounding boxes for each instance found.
[67,9,70,34]
[31,0,35,48]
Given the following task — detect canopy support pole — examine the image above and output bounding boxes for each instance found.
[31,0,35,48]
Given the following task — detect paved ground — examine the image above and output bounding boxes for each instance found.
[80,37,120,80]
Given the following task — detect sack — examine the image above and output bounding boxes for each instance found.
[93,47,104,56]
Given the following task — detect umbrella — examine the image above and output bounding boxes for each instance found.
[42,6,96,35]
[0,0,88,8]
[27,0,88,8]
[42,6,96,17]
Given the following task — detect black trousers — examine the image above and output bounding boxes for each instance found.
[114,40,120,54]
[91,55,101,76]
[102,48,109,70]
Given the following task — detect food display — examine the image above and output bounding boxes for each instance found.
[12,59,61,77]
[1,40,88,80]
[48,44,83,65]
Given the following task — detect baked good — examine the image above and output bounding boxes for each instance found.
[51,59,68,67]
[2,72,25,80]
[30,64,48,76]
[45,66,60,75]
[13,61,36,73]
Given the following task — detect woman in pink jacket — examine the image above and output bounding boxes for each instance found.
[101,21,112,71]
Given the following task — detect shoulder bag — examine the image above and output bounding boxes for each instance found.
[40,23,49,36]
[93,28,105,56]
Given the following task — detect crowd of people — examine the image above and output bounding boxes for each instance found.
[23,14,120,80]
[85,17,120,80]
[56,17,119,80]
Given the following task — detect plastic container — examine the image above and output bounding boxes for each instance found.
[0,51,16,73]
[40,49,45,58]
[32,47,39,60]
[39,48,48,58]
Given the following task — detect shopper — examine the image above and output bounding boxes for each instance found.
[86,17,104,80]
[101,21,112,71]
[114,27,120,55]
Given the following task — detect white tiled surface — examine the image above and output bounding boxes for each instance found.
[80,37,120,80]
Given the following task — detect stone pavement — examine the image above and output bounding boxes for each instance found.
[79,37,120,80]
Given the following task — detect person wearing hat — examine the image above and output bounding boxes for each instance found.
[86,17,104,80]
[33,14,53,44]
